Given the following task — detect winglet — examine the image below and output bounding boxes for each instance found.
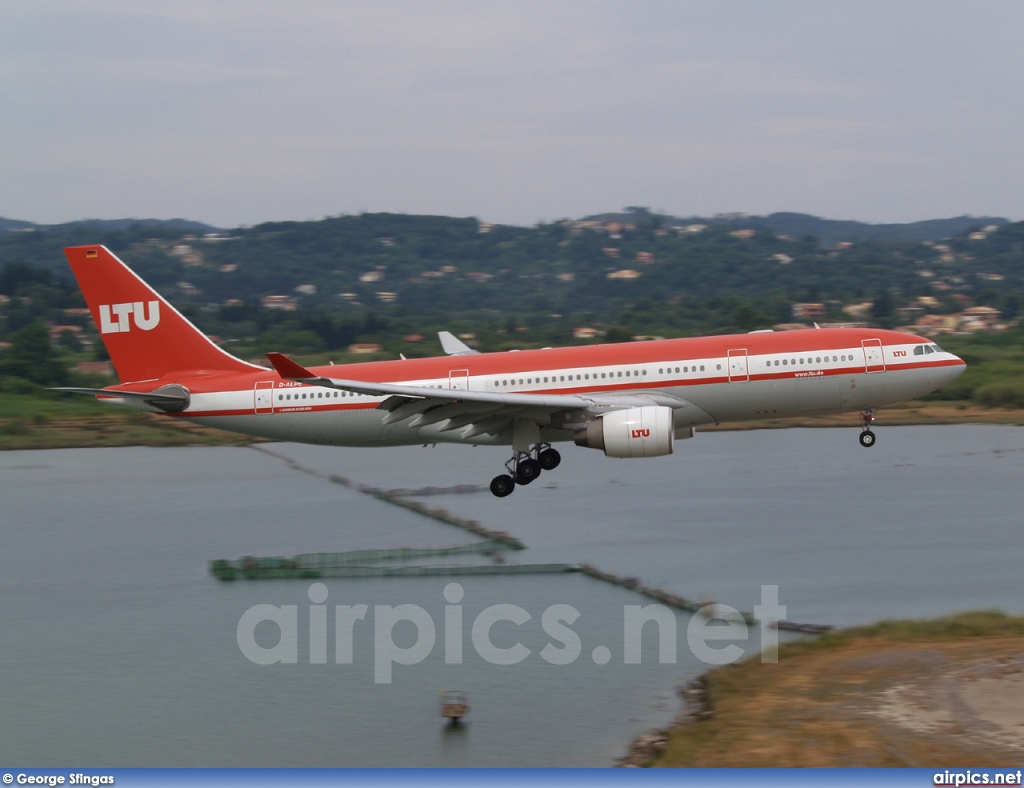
[267,352,318,380]
[438,331,480,356]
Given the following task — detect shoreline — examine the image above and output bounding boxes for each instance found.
[2,400,1023,452]
[619,613,1024,767]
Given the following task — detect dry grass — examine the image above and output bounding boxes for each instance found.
[699,401,1024,431]
[654,612,1024,767]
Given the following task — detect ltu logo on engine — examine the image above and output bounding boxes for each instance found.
[630,428,651,439]
[98,301,161,334]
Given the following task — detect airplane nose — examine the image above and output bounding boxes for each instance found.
[945,356,967,383]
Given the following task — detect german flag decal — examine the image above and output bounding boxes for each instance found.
[85,249,98,258]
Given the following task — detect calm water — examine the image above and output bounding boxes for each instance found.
[1,426,1022,766]
[274,425,1024,625]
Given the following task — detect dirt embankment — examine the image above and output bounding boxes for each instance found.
[640,613,1024,767]
[698,401,1024,431]
[0,411,259,450]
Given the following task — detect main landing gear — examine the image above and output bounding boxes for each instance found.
[490,444,561,497]
[858,409,877,448]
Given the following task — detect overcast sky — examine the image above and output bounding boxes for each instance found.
[3,1,1023,228]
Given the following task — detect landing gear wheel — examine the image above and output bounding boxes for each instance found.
[490,474,516,497]
[859,430,876,448]
[538,448,561,471]
[516,458,542,485]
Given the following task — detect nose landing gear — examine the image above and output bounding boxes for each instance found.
[489,444,561,497]
[859,409,876,447]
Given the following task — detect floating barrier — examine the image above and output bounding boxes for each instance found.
[249,446,523,549]
[210,541,577,581]
[579,564,832,634]
[242,446,831,634]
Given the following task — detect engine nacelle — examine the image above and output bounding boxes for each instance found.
[574,406,675,458]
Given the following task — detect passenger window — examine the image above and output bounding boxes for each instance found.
[699,365,705,372]
[642,370,647,376]
[783,359,788,365]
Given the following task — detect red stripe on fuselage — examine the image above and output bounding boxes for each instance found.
[166,360,962,419]
[104,326,960,408]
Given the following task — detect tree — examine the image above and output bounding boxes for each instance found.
[604,326,633,343]
[870,290,895,326]
[0,322,69,386]
[731,304,771,332]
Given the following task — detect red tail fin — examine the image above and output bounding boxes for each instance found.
[64,245,260,383]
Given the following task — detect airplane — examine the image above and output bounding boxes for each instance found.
[55,245,967,497]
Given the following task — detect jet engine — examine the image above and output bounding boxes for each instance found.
[574,406,675,458]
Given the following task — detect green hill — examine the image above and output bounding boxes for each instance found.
[1,209,1023,368]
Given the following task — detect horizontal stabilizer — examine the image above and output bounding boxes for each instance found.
[50,384,191,412]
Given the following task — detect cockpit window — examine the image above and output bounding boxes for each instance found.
[930,343,943,353]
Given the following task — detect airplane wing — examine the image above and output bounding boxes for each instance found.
[266,352,699,438]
